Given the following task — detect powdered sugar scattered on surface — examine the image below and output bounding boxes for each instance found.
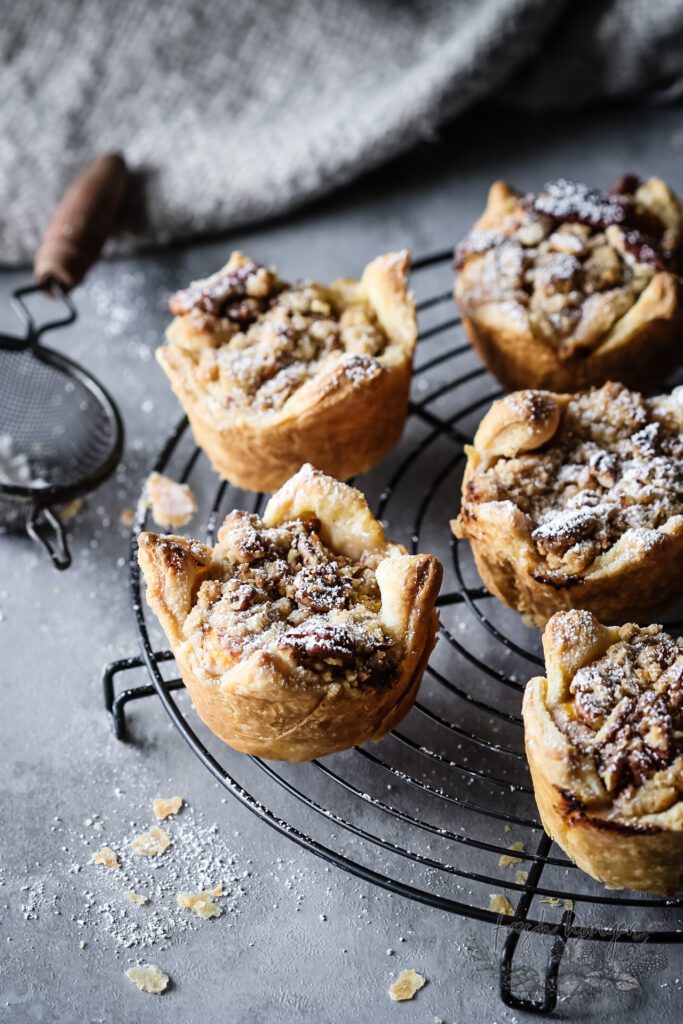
[13,797,252,961]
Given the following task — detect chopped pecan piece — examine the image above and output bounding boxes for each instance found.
[218,510,269,562]
[609,174,641,197]
[169,260,276,317]
[277,625,357,664]
[532,508,600,557]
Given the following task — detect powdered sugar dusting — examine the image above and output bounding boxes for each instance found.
[455,175,679,355]
[552,617,683,803]
[472,383,683,579]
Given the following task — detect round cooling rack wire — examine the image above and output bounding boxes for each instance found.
[103,248,683,1016]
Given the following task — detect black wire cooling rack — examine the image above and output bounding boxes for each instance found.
[103,249,683,1014]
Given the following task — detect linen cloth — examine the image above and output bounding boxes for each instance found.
[2,0,682,259]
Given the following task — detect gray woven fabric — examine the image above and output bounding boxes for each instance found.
[2,0,683,261]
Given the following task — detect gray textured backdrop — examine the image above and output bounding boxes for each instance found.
[2,0,683,260]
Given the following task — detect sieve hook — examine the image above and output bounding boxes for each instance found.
[26,505,71,570]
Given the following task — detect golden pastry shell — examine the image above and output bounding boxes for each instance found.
[137,465,442,762]
[158,251,417,493]
[451,387,683,627]
[523,610,682,895]
[455,180,683,393]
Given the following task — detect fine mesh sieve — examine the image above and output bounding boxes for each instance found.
[0,155,127,568]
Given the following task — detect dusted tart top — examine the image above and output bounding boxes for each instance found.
[455,176,682,358]
[166,250,411,416]
[185,505,401,689]
[460,382,683,584]
[139,464,442,698]
[541,611,682,822]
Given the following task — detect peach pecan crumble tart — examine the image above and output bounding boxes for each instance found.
[524,610,683,894]
[159,250,417,492]
[455,176,683,391]
[452,382,683,627]
[138,465,442,761]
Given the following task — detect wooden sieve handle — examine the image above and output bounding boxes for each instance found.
[34,153,128,291]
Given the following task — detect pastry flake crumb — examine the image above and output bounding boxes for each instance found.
[488,894,514,917]
[498,841,525,868]
[176,890,222,919]
[120,507,135,527]
[125,891,148,906]
[130,826,171,858]
[92,846,119,870]
[210,884,223,897]
[126,964,169,994]
[539,896,562,907]
[564,898,574,910]
[59,497,82,521]
[79,940,86,949]
[153,796,183,820]
[146,472,197,527]
[516,869,529,885]
[388,969,426,1002]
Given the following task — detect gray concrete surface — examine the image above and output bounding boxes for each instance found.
[1,104,683,1024]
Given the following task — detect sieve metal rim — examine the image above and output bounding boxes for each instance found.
[0,342,124,509]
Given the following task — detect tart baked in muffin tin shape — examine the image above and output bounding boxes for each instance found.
[158,250,417,493]
[454,176,683,393]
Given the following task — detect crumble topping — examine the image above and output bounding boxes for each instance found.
[467,383,683,579]
[388,970,426,1001]
[169,253,389,413]
[125,964,169,994]
[553,623,683,802]
[456,176,681,357]
[184,510,399,686]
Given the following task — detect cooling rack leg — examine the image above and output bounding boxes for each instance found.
[500,908,574,1014]
[101,653,181,741]
[498,832,575,1014]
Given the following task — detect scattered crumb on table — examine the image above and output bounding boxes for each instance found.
[131,826,171,858]
[59,498,82,521]
[388,969,426,1001]
[126,964,169,994]
[498,841,525,868]
[92,847,119,870]
[176,890,222,919]
[488,894,514,916]
[125,891,148,906]
[153,796,183,820]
